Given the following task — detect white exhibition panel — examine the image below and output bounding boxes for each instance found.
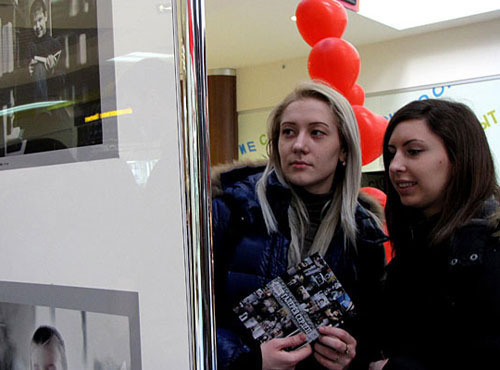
[0,1,189,369]
[365,76,500,172]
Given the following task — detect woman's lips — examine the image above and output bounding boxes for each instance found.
[291,160,310,169]
[395,181,417,194]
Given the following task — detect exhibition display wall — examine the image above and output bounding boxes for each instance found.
[365,75,500,170]
[0,0,214,368]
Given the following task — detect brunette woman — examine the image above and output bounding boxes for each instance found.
[371,99,500,370]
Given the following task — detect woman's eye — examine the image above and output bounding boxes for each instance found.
[311,130,325,137]
[408,149,422,156]
[281,128,294,136]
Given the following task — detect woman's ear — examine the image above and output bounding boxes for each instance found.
[339,148,347,163]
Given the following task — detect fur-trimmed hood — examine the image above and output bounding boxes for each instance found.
[210,159,386,223]
[211,159,267,198]
[359,189,385,224]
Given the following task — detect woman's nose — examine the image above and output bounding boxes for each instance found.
[389,152,405,173]
[292,133,308,153]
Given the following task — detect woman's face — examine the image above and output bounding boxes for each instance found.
[387,118,451,217]
[278,97,345,194]
[31,341,64,370]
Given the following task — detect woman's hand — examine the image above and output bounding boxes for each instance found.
[369,359,388,370]
[261,333,312,370]
[312,326,357,370]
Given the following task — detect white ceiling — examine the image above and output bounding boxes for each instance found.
[205,0,500,70]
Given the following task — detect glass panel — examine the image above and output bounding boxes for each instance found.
[0,0,217,368]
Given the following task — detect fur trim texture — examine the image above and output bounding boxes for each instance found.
[211,159,267,197]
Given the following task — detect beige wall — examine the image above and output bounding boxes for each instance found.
[237,18,500,112]
[237,57,308,112]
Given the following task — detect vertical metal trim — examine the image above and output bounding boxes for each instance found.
[172,0,217,369]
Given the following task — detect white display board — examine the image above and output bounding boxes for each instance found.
[365,75,500,171]
[0,1,190,368]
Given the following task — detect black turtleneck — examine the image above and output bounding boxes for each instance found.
[293,186,333,249]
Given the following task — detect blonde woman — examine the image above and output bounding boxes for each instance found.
[213,81,386,369]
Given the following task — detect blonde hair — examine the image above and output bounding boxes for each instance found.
[256,81,362,266]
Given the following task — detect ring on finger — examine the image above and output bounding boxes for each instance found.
[344,343,349,355]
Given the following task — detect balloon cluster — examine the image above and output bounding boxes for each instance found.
[296,0,388,165]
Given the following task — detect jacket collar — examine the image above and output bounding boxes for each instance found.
[463,198,500,239]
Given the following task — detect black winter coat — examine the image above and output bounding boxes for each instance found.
[380,200,500,370]
[212,165,387,369]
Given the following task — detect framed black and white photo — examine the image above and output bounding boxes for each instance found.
[0,0,118,170]
[0,281,140,369]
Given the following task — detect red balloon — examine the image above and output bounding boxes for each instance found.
[375,113,389,128]
[360,187,387,208]
[296,0,348,47]
[308,38,360,95]
[384,238,394,263]
[353,105,388,165]
[344,83,365,106]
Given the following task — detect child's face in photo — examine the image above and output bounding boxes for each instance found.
[31,342,64,370]
[32,9,48,38]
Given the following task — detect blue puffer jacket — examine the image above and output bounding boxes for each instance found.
[212,164,387,369]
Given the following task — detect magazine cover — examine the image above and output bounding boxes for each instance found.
[233,253,355,345]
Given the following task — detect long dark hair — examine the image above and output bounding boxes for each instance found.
[383,99,499,251]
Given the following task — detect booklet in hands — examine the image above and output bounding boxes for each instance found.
[233,253,355,346]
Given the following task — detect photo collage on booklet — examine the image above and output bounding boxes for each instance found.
[234,253,355,345]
